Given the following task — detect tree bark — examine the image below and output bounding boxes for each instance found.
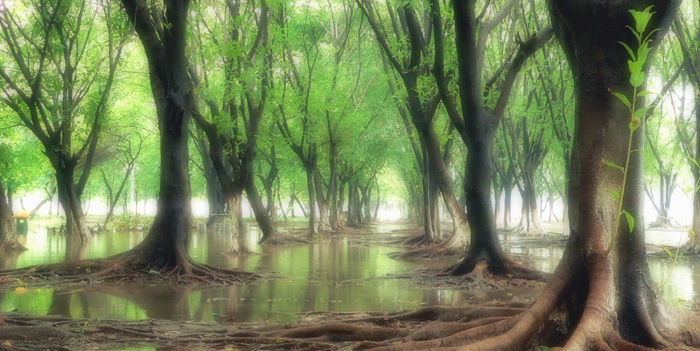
[503,175,512,229]
[306,167,317,238]
[0,180,22,250]
[245,167,279,245]
[225,191,248,254]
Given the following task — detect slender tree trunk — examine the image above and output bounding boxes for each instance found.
[263,181,277,223]
[306,168,317,238]
[525,176,545,235]
[493,174,501,228]
[246,169,278,244]
[206,172,226,227]
[313,171,332,232]
[361,185,372,224]
[503,178,512,229]
[373,182,380,221]
[55,170,91,241]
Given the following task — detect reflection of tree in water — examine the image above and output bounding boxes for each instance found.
[65,232,89,261]
[0,251,20,270]
[194,229,256,322]
[107,286,192,319]
[302,244,318,313]
[48,288,91,318]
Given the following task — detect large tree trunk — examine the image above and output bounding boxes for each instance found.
[130,88,194,269]
[445,2,698,349]
[225,190,248,254]
[121,0,199,272]
[55,167,91,242]
[56,172,91,241]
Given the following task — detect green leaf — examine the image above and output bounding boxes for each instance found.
[609,190,620,199]
[637,41,651,66]
[634,106,652,120]
[622,210,635,233]
[610,91,631,109]
[636,90,654,97]
[626,26,642,42]
[630,6,655,35]
[629,119,641,131]
[628,59,642,75]
[605,161,625,172]
[630,71,645,88]
[619,42,636,60]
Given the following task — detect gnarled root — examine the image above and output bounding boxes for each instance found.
[444,254,551,282]
[399,233,442,247]
[0,251,259,288]
[221,245,256,256]
[260,233,310,246]
[389,231,468,261]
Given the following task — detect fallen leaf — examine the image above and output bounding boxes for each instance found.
[14,287,28,295]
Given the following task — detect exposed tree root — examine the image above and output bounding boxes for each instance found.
[398,232,442,247]
[0,240,28,252]
[389,230,468,260]
[260,233,311,246]
[6,282,700,351]
[444,254,551,282]
[222,245,256,256]
[326,225,373,237]
[0,251,259,288]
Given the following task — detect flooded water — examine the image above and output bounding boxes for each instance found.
[1,221,699,326]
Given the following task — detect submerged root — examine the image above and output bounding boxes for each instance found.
[0,251,259,288]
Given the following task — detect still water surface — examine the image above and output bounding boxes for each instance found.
[1,222,698,325]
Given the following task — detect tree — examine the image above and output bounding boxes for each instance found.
[190,0,287,250]
[357,0,469,250]
[239,2,700,350]
[0,0,128,241]
[441,1,698,349]
[0,0,257,284]
[435,0,552,277]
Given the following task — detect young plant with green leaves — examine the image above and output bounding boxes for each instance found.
[606,6,658,255]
